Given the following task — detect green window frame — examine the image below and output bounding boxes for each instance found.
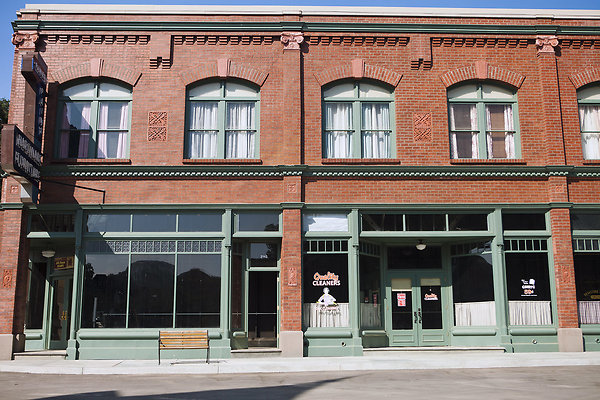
[56,80,132,159]
[447,82,520,160]
[322,80,394,159]
[186,80,260,159]
[577,85,600,160]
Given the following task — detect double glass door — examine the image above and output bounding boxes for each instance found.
[387,273,448,346]
[49,276,73,350]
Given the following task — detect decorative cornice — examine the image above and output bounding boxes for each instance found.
[45,34,149,45]
[173,35,276,46]
[560,39,600,49]
[306,35,409,47]
[13,20,600,36]
[432,37,531,48]
[38,165,600,179]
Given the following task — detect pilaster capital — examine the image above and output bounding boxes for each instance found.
[536,35,559,55]
[12,31,40,52]
[280,32,304,50]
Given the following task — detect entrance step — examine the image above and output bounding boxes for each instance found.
[363,346,505,356]
[230,348,281,358]
[13,350,67,360]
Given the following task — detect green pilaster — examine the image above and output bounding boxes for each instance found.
[348,209,363,355]
[491,208,511,351]
[67,209,83,359]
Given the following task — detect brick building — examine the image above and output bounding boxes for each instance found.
[1,5,600,360]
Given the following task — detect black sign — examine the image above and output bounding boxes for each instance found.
[21,53,47,147]
[1,124,42,184]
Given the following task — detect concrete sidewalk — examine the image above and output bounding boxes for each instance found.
[1,351,600,375]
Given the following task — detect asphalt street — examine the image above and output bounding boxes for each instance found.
[1,366,599,399]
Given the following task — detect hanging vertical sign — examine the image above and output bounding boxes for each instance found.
[21,52,47,147]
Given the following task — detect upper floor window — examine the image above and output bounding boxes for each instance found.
[578,85,600,160]
[323,81,393,159]
[448,83,519,160]
[186,80,259,159]
[58,81,131,159]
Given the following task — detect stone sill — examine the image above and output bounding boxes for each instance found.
[450,158,526,165]
[582,160,600,165]
[182,158,263,165]
[321,158,401,165]
[52,158,131,164]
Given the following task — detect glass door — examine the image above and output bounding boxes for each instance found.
[247,271,278,347]
[48,276,73,350]
[387,273,447,346]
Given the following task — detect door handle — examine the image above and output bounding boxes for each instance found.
[418,308,422,324]
[413,311,418,324]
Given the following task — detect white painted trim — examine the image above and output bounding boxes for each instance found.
[19,5,600,20]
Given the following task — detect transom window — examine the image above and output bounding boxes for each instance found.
[447,83,519,160]
[322,81,393,159]
[577,85,600,160]
[57,81,131,159]
[186,80,259,159]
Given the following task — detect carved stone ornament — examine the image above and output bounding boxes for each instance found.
[280,32,304,50]
[536,35,559,54]
[12,31,39,51]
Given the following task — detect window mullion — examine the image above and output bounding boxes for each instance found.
[89,100,100,159]
[353,100,361,158]
[477,101,487,159]
[218,100,226,158]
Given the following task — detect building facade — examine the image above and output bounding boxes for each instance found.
[1,5,600,360]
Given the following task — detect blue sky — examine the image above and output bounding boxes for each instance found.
[1,0,598,100]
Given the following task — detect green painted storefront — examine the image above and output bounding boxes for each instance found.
[20,203,600,359]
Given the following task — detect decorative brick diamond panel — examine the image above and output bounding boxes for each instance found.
[413,113,432,143]
[148,112,167,142]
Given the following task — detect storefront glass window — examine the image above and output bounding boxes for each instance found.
[388,246,442,269]
[81,254,129,328]
[176,254,221,328]
[574,253,600,324]
[448,214,488,231]
[250,243,278,267]
[86,214,130,232]
[303,213,348,232]
[503,213,546,230]
[360,254,382,329]
[303,253,349,328]
[178,213,222,232]
[452,255,495,326]
[30,214,75,232]
[406,214,445,231]
[230,243,243,331]
[128,254,175,328]
[237,212,279,231]
[505,252,552,325]
[361,214,404,231]
[26,262,47,329]
[132,214,176,232]
[571,213,600,231]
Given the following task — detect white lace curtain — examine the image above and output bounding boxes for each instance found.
[60,102,91,158]
[578,301,600,324]
[486,104,515,159]
[303,303,350,328]
[455,301,496,326]
[226,102,255,158]
[325,103,353,158]
[580,105,600,159]
[449,104,478,159]
[97,102,128,159]
[509,300,552,325]
[361,103,390,158]
[189,102,219,158]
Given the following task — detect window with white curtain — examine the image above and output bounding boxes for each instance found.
[187,80,259,159]
[322,81,393,159]
[577,85,600,160]
[58,81,131,159]
[447,83,518,159]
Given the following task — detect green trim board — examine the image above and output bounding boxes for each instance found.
[12,20,600,36]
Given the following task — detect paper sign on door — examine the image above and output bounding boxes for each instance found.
[397,292,406,307]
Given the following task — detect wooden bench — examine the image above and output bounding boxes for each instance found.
[158,330,209,364]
